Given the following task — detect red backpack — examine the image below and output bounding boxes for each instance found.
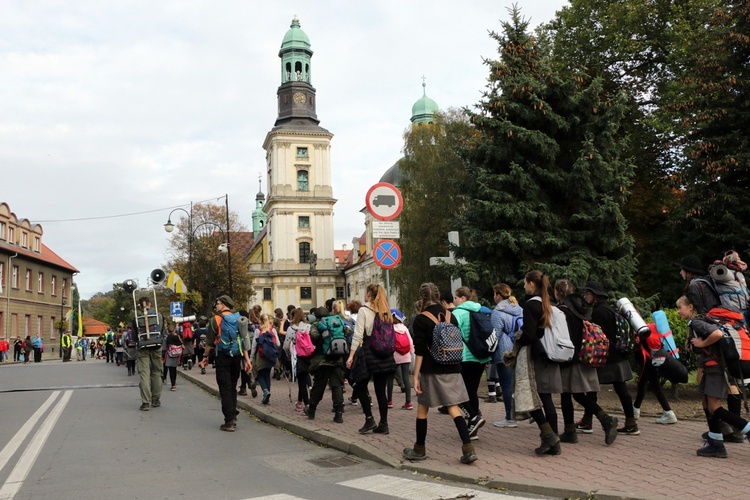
[394,329,411,355]
[294,327,315,358]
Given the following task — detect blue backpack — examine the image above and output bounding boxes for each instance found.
[215,313,241,357]
[257,331,279,365]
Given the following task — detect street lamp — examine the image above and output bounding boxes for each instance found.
[164,204,193,289]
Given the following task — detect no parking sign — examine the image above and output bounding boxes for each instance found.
[373,239,401,269]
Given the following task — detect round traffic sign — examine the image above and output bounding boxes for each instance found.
[365,182,403,221]
[372,239,402,269]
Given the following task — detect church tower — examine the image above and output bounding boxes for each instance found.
[256,16,339,309]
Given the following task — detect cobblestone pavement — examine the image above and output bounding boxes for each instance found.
[179,366,750,500]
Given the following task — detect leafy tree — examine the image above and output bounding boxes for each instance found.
[390,109,471,311]
[661,0,750,260]
[164,202,253,315]
[455,6,636,297]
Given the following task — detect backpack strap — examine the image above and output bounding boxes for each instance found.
[421,310,448,325]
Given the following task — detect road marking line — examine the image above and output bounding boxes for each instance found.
[338,473,530,499]
[244,495,307,500]
[0,391,60,476]
[0,390,72,500]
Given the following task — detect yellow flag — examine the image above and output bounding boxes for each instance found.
[77,301,83,336]
[167,270,187,294]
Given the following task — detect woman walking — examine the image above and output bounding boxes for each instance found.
[251,313,280,404]
[402,283,477,464]
[284,308,311,412]
[346,284,395,434]
[162,325,183,391]
[490,283,523,429]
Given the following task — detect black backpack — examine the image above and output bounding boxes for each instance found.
[464,309,498,359]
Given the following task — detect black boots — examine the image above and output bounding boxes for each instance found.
[303,404,316,420]
[333,404,344,423]
[535,432,561,455]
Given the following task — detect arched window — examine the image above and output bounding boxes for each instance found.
[299,242,310,264]
[297,170,309,191]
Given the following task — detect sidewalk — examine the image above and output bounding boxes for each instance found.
[179,366,749,499]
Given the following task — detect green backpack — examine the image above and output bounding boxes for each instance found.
[317,316,350,359]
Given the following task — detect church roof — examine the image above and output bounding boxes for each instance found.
[280,16,312,54]
[411,81,439,124]
[379,158,405,186]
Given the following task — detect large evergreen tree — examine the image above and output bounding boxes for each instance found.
[455,6,636,297]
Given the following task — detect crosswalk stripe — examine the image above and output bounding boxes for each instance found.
[338,474,530,499]
[244,495,307,500]
[0,391,60,476]
[0,390,73,499]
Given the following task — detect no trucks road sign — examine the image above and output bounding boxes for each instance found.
[366,182,403,221]
[373,239,401,269]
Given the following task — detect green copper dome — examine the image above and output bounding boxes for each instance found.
[280,16,311,53]
[411,81,439,124]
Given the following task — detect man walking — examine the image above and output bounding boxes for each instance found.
[133,297,165,411]
[200,295,252,432]
[61,331,72,362]
[104,327,115,363]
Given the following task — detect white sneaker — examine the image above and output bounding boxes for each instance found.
[633,406,640,419]
[493,419,518,428]
[656,410,677,424]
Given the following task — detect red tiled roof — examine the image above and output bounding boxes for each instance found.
[0,241,78,273]
[334,249,352,267]
[230,231,254,260]
[82,318,109,336]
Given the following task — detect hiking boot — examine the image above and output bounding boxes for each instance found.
[534,432,561,455]
[140,403,150,411]
[697,437,727,458]
[403,447,427,461]
[261,390,271,405]
[250,382,258,398]
[373,422,389,434]
[602,416,618,445]
[575,419,593,434]
[617,424,640,436]
[493,419,517,428]
[656,410,677,424]
[460,443,477,464]
[238,388,248,396]
[303,404,316,420]
[187,359,193,370]
[219,421,236,432]
[151,398,160,408]
[467,416,486,439]
[358,418,377,434]
[333,411,344,424]
[484,395,497,403]
[725,431,745,443]
[559,431,578,443]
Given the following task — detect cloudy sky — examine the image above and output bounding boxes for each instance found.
[1,0,568,298]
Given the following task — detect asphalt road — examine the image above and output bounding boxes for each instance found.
[0,360,546,500]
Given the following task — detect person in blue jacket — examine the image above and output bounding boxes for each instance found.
[490,283,523,429]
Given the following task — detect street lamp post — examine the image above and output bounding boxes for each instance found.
[59,297,67,358]
[164,203,193,289]
[309,252,318,308]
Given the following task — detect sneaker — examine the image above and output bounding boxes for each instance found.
[493,419,517,428]
[250,382,258,398]
[170,385,176,392]
[295,402,304,412]
[484,395,497,403]
[261,390,271,405]
[402,447,427,461]
[697,437,727,458]
[575,419,593,434]
[617,424,640,436]
[151,399,161,408]
[633,406,640,419]
[200,367,206,374]
[140,403,150,411]
[358,418,377,434]
[656,410,678,425]
[348,397,359,406]
[460,451,478,464]
[219,421,236,432]
[467,417,486,438]
[402,402,413,410]
[387,401,393,408]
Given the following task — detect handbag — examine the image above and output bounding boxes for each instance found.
[349,347,369,384]
[167,344,183,359]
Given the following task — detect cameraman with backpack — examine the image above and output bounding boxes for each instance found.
[201,295,252,432]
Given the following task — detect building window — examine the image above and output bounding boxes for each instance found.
[0,263,4,290]
[9,227,14,244]
[336,286,344,299]
[21,232,28,248]
[25,269,32,291]
[34,236,40,252]
[38,273,44,293]
[62,278,68,298]
[51,276,57,296]
[300,287,312,299]
[299,216,310,228]
[297,170,309,191]
[50,317,56,339]
[296,147,308,158]
[24,315,30,336]
[0,222,5,240]
[299,242,310,264]
[37,315,42,335]
[12,266,19,288]
[263,288,272,301]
